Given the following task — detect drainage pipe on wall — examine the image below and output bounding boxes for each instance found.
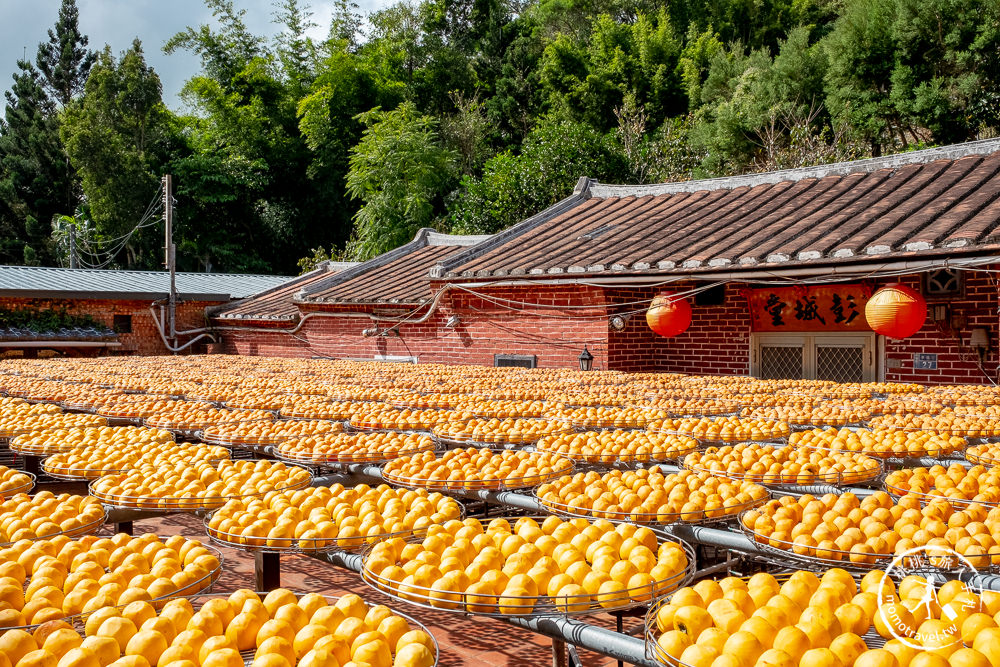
[149,284,455,354]
[209,284,455,337]
[149,306,217,353]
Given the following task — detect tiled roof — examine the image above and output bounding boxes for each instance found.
[211,262,358,321]
[299,229,491,305]
[0,266,290,300]
[434,139,1000,279]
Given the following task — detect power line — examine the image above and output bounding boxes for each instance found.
[72,184,166,269]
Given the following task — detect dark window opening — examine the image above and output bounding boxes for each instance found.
[695,284,726,307]
[113,315,132,334]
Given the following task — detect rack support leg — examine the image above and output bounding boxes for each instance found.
[255,552,281,591]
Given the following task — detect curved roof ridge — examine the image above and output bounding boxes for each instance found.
[424,230,492,246]
[590,138,1000,198]
[297,228,494,304]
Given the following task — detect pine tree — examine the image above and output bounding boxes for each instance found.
[35,0,96,107]
[0,60,67,264]
[0,0,94,265]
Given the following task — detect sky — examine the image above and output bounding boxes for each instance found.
[0,0,387,110]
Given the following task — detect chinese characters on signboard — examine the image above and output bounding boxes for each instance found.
[746,285,872,332]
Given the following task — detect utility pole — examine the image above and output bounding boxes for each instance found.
[163,174,177,349]
[68,225,78,269]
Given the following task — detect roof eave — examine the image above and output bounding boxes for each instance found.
[442,246,1000,285]
[296,229,437,302]
[0,290,233,301]
[0,340,123,348]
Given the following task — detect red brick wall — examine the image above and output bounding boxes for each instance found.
[218,327,313,358]
[605,287,670,372]
[220,285,610,369]
[606,284,751,376]
[611,272,1000,384]
[883,271,999,385]
[215,269,1000,385]
[0,297,221,356]
[637,271,998,385]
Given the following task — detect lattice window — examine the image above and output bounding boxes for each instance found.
[759,346,803,379]
[753,333,874,381]
[924,269,962,299]
[816,346,864,383]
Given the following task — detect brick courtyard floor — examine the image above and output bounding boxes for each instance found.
[141,512,639,666]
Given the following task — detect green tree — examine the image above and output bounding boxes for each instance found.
[633,10,685,122]
[825,0,1000,150]
[663,0,836,52]
[298,40,390,252]
[328,0,365,50]
[360,2,425,100]
[644,115,705,183]
[345,102,457,259]
[611,93,705,183]
[440,91,490,175]
[165,0,266,84]
[483,16,545,145]
[274,0,318,95]
[60,41,171,268]
[822,0,908,154]
[538,34,591,119]
[530,0,605,41]
[539,11,683,130]
[0,0,93,266]
[889,0,1000,143]
[0,61,67,264]
[414,0,479,113]
[690,27,828,173]
[448,117,627,233]
[35,0,95,107]
[678,25,724,110]
[166,0,346,273]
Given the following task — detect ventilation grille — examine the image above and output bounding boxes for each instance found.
[924,269,962,298]
[495,354,537,369]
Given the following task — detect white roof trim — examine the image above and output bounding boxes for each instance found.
[588,139,1000,198]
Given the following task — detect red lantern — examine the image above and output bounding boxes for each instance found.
[865,283,926,339]
[646,292,692,337]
